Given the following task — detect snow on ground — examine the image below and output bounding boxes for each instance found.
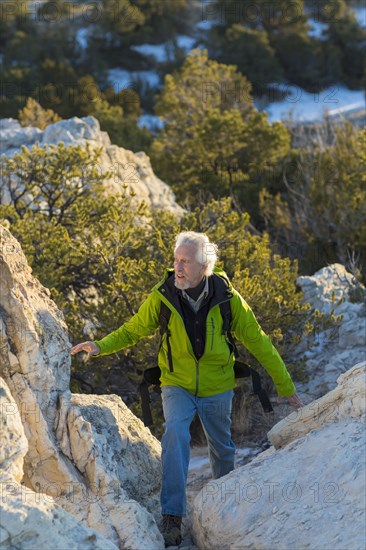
[188,446,256,472]
[138,114,164,130]
[176,35,197,50]
[75,28,90,49]
[307,18,329,39]
[263,85,365,123]
[108,68,160,93]
[351,3,366,27]
[131,43,171,63]
[195,18,222,30]
[131,36,198,63]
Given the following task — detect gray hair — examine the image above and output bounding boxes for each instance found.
[174,231,218,276]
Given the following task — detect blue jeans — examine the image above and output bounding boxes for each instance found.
[160,385,235,517]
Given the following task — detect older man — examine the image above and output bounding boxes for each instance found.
[71,231,302,547]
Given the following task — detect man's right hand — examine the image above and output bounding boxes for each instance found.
[70,341,100,356]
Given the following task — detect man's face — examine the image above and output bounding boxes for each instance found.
[174,245,205,290]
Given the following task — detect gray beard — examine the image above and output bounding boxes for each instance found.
[174,277,191,290]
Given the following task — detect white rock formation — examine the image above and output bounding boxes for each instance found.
[191,362,366,550]
[0,224,164,549]
[59,393,162,512]
[0,117,184,216]
[296,264,366,399]
[0,377,119,549]
[1,484,119,550]
[268,362,366,448]
[297,263,361,315]
[0,377,28,482]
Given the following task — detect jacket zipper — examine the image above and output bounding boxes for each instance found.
[211,317,215,350]
[203,299,231,357]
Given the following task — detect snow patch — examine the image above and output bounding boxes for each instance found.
[264,84,365,122]
[108,69,160,93]
[307,17,328,39]
[138,114,164,131]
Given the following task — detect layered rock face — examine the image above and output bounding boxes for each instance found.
[0,377,28,483]
[296,264,366,399]
[191,362,366,550]
[0,225,164,549]
[0,377,118,549]
[0,117,184,216]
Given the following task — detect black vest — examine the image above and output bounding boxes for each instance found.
[159,272,230,360]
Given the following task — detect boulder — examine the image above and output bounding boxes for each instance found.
[296,264,366,399]
[0,379,119,550]
[267,362,366,449]
[0,117,184,216]
[0,225,164,549]
[60,393,162,512]
[1,480,118,550]
[0,377,28,482]
[191,363,366,550]
[0,118,42,154]
[296,263,359,315]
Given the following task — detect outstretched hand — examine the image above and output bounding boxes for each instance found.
[277,392,304,410]
[70,341,100,356]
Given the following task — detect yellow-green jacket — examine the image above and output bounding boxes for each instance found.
[94,268,296,397]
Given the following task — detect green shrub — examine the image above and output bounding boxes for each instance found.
[260,123,366,281]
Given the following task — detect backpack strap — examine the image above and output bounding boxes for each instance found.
[219,301,239,358]
[139,366,161,427]
[219,301,273,413]
[159,301,173,372]
[139,378,154,426]
[234,361,273,413]
[139,302,172,427]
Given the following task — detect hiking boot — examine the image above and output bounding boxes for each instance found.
[161,514,182,547]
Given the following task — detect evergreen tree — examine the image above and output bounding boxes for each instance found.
[324,0,366,88]
[260,124,366,279]
[151,49,290,218]
[99,0,145,45]
[217,25,283,91]
[211,0,307,31]
[18,97,62,129]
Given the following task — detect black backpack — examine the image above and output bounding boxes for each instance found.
[139,301,273,426]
